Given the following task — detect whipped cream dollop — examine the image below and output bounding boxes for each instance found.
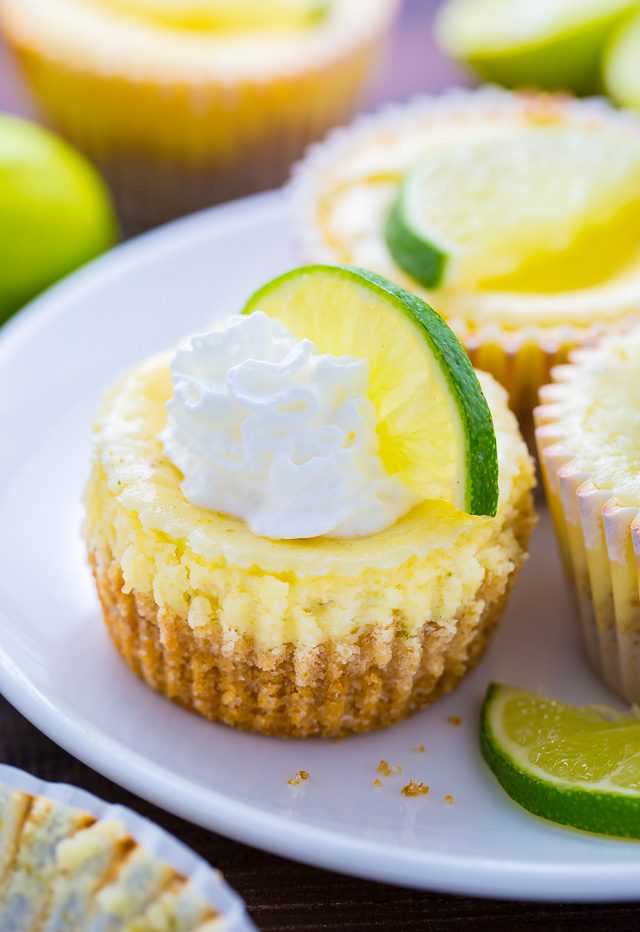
[160,311,420,539]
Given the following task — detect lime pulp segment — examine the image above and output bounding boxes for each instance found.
[242,265,498,517]
[481,683,640,838]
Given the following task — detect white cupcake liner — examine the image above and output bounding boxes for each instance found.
[535,353,640,703]
[289,86,640,414]
[0,763,255,931]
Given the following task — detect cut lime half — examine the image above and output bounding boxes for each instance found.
[385,126,640,293]
[242,265,498,517]
[481,683,640,838]
[436,0,639,95]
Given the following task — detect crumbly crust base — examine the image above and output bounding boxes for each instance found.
[89,491,534,738]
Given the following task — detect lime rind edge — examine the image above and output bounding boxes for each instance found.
[384,199,448,290]
[242,264,498,518]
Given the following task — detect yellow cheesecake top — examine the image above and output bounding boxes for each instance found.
[293,88,640,332]
[84,350,534,648]
[0,0,396,82]
[544,328,640,507]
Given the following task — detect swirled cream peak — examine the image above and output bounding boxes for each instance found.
[160,311,420,539]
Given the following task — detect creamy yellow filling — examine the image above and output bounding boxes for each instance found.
[89,0,329,32]
[550,330,640,506]
[84,352,534,649]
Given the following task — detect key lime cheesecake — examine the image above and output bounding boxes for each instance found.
[84,266,535,738]
[291,87,640,416]
[535,326,640,704]
[0,0,398,231]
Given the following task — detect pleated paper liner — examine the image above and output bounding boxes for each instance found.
[535,358,640,703]
[0,763,255,931]
[289,85,640,419]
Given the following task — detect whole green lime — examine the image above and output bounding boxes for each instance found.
[0,113,117,323]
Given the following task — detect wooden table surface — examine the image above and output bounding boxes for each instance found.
[2,1,640,928]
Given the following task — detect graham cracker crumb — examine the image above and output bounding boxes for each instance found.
[287,771,309,786]
[401,781,429,797]
[447,716,462,727]
[373,779,383,788]
[413,744,425,753]
[378,760,402,777]
[444,795,454,804]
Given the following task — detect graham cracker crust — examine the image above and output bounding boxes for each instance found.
[88,494,534,738]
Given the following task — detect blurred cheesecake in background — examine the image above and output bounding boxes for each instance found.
[0,0,399,232]
[290,87,640,418]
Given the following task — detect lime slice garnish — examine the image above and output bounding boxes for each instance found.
[436,0,638,95]
[96,0,328,30]
[242,265,498,517]
[385,126,640,293]
[481,683,640,838]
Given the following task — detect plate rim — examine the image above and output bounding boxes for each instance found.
[2,189,640,903]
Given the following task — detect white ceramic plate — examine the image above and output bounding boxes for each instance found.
[1,190,640,903]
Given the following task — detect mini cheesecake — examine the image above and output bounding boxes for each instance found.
[84,350,535,738]
[536,327,640,703]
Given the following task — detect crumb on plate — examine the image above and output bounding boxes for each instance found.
[401,781,429,797]
[447,716,462,727]
[287,770,309,786]
[377,760,402,777]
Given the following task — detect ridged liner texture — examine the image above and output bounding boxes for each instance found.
[0,0,399,233]
[88,485,535,739]
[289,85,640,417]
[535,351,640,703]
[0,764,255,931]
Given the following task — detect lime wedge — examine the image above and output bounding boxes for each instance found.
[98,0,329,30]
[481,683,640,838]
[436,0,639,95]
[385,126,640,293]
[242,265,498,517]
[605,13,640,112]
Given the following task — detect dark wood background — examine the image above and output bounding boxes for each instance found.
[2,1,640,927]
